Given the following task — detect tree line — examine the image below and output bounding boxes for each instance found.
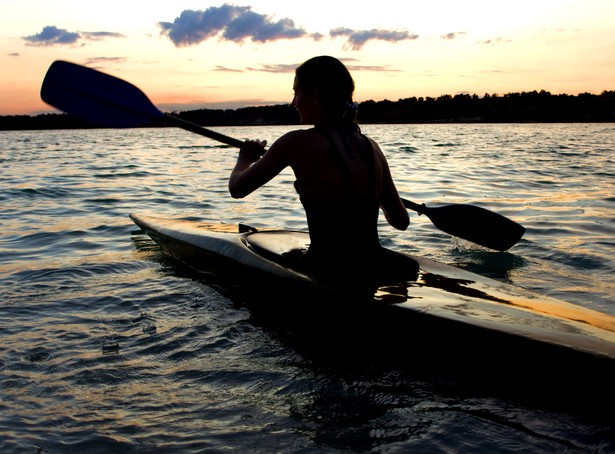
[2,90,613,131]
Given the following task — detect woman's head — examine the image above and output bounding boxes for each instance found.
[293,56,357,125]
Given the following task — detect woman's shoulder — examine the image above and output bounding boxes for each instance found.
[279,127,318,141]
[272,127,324,149]
[362,134,385,156]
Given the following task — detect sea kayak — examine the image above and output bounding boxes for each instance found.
[130,213,615,362]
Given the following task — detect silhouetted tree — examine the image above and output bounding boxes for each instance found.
[2,91,614,130]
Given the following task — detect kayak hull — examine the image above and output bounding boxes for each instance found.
[130,214,615,365]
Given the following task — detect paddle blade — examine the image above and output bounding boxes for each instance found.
[41,60,164,128]
[422,204,525,251]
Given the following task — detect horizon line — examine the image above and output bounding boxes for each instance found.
[4,88,614,117]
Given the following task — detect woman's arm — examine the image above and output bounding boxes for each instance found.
[228,134,296,199]
[381,172,410,230]
[374,144,409,231]
[229,140,266,198]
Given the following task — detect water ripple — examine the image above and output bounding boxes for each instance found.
[0,125,613,452]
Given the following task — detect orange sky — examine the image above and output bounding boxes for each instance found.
[1,0,614,115]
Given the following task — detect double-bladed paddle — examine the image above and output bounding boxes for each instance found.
[40,60,525,251]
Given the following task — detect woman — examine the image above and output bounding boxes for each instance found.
[229,56,413,285]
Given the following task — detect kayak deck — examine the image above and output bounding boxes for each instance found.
[130,213,615,361]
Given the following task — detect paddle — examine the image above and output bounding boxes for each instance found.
[400,199,524,251]
[40,60,243,148]
[41,60,525,251]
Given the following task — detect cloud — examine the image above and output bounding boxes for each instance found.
[81,31,126,41]
[222,11,305,42]
[84,57,128,67]
[479,37,512,45]
[23,25,125,46]
[214,65,244,73]
[247,63,299,73]
[158,5,412,50]
[158,4,316,46]
[345,63,400,72]
[23,26,81,46]
[213,63,313,74]
[9,52,20,57]
[216,60,398,74]
[330,28,419,50]
[441,32,467,40]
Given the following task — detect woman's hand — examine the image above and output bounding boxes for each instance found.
[238,139,267,163]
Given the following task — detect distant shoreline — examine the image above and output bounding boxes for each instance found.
[2,90,614,131]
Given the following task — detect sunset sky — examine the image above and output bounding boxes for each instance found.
[1,0,614,115]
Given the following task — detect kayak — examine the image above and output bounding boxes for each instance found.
[130,213,615,364]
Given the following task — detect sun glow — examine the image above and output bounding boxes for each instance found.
[1,0,613,115]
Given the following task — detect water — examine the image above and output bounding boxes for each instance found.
[1,124,614,452]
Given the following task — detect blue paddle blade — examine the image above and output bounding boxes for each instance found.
[41,60,164,128]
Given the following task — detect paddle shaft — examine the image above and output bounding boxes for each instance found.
[401,199,426,214]
[163,114,244,148]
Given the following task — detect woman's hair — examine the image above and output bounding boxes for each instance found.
[295,56,358,125]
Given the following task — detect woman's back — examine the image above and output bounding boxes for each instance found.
[289,126,382,262]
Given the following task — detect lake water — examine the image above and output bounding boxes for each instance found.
[1,123,614,452]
